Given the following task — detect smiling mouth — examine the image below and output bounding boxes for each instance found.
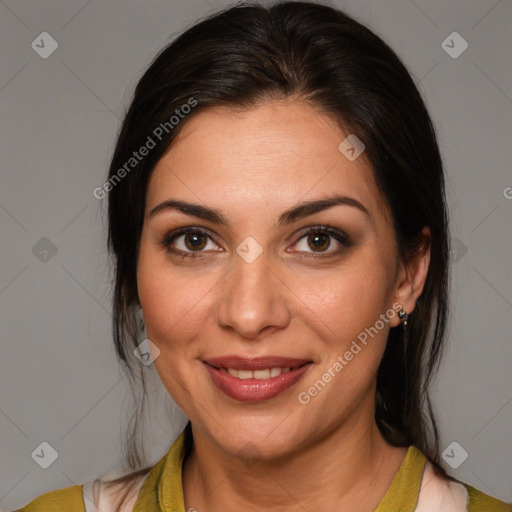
[202,356,313,402]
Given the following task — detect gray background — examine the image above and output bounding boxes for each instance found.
[1,0,511,509]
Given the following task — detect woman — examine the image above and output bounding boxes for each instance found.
[15,1,511,511]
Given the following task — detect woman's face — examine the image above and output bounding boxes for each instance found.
[137,98,424,460]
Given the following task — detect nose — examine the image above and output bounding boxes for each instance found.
[215,250,292,340]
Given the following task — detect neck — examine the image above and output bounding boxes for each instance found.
[182,405,407,512]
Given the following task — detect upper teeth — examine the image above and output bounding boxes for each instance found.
[225,367,291,379]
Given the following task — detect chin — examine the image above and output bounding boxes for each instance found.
[199,408,311,461]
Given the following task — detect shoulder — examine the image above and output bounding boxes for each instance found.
[416,460,512,512]
[464,483,512,512]
[12,474,148,512]
[12,485,85,512]
[87,474,148,512]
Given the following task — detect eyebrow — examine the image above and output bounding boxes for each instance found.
[148,194,369,226]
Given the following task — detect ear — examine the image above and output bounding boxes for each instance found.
[389,226,431,327]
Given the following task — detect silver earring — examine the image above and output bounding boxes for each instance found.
[398,309,409,326]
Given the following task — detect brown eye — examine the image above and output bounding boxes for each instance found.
[160,227,222,258]
[307,232,330,252]
[292,226,351,256]
[184,232,207,251]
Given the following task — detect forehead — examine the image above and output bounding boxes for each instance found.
[146,99,390,225]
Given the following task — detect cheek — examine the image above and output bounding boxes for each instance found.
[136,246,211,410]
[295,252,394,398]
[300,256,392,345]
[136,239,221,355]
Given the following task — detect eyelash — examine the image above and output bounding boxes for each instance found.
[159,225,352,260]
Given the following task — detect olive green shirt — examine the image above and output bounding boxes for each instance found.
[14,423,512,511]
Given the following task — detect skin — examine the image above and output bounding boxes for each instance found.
[137,98,431,511]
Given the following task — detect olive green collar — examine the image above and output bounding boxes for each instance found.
[374,444,426,511]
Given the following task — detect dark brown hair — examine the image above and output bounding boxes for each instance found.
[104,1,452,508]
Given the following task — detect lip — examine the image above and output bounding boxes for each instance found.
[203,356,313,402]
